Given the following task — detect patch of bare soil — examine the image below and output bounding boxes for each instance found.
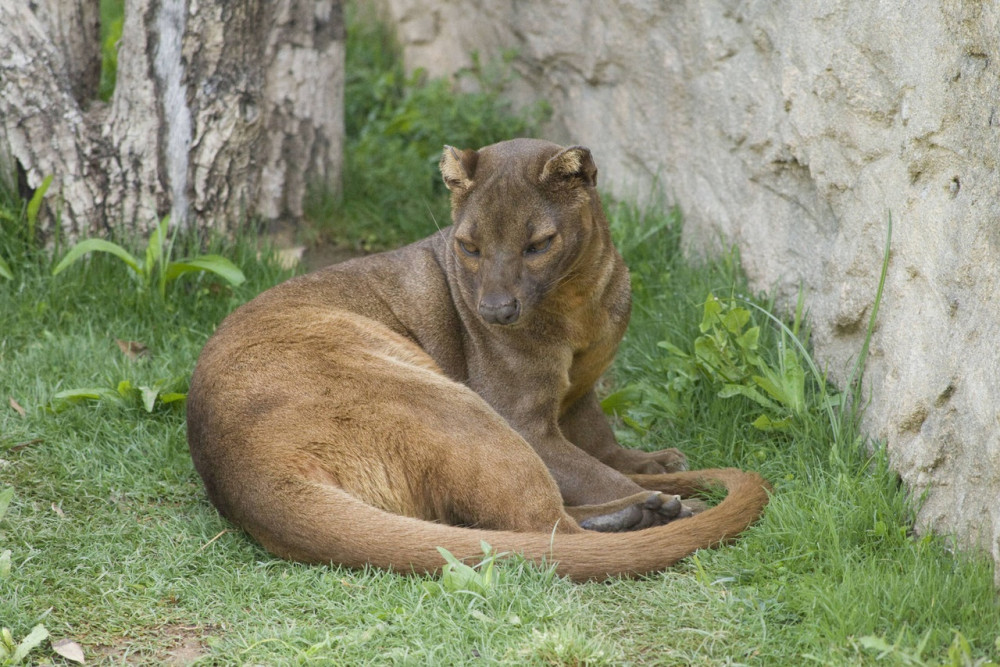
[162,626,210,666]
[91,624,215,666]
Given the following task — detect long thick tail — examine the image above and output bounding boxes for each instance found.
[255,467,770,582]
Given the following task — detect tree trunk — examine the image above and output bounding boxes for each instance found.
[0,0,343,240]
[0,2,105,238]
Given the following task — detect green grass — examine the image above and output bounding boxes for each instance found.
[3,3,998,665]
[2,199,998,664]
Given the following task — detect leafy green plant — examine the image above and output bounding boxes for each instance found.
[683,293,810,431]
[0,626,49,667]
[603,292,818,433]
[52,378,186,413]
[52,216,245,298]
[422,542,502,598]
[600,353,697,430]
[0,255,11,280]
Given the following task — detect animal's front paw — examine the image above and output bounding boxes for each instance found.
[578,492,687,532]
[608,447,688,474]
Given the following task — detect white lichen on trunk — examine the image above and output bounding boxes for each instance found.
[153,0,192,229]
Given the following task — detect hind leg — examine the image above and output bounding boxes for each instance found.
[426,417,584,535]
[302,349,584,535]
[417,408,689,533]
[411,389,697,532]
[292,318,680,535]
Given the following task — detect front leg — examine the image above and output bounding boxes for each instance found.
[560,390,687,474]
[468,348,683,531]
[516,421,687,531]
[475,385,681,530]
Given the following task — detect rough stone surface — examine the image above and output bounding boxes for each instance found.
[378,0,1000,578]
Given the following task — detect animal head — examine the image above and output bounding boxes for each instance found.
[439,139,605,327]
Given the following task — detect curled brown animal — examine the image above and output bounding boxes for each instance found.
[187,138,770,581]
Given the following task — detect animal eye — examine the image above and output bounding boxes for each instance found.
[524,236,553,255]
[458,240,480,257]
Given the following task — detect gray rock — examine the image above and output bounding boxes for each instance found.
[378,0,1000,580]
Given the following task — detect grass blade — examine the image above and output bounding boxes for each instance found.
[26,174,53,240]
[166,255,246,286]
[146,216,170,270]
[52,387,121,403]
[0,255,12,280]
[52,239,142,276]
[147,216,170,297]
[846,213,893,402]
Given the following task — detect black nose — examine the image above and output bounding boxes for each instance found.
[478,297,521,325]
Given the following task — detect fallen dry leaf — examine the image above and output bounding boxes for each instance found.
[115,339,150,360]
[52,637,86,664]
[8,397,25,417]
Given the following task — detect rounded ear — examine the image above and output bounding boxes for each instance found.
[540,145,598,188]
[440,145,479,192]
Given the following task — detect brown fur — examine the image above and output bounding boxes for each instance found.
[187,139,770,581]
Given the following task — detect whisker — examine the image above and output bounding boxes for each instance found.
[425,201,443,232]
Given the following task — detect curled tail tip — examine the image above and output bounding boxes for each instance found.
[734,468,773,493]
[696,467,773,497]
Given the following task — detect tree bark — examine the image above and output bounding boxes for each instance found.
[0,0,343,240]
[31,0,102,103]
[0,2,105,238]
[257,1,345,221]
